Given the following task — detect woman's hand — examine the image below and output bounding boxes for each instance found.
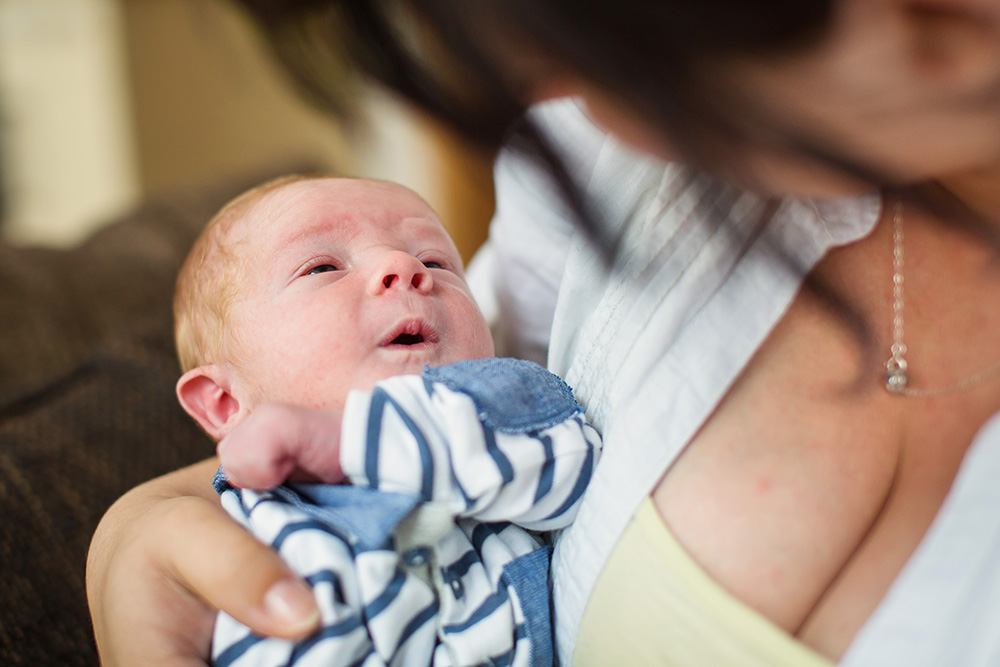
[86,457,321,666]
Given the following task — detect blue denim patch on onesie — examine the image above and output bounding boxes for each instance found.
[503,545,555,667]
[213,468,420,551]
[422,358,582,434]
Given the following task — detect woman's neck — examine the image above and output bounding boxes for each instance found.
[939,165,1000,231]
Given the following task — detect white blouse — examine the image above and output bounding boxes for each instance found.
[471,98,1000,666]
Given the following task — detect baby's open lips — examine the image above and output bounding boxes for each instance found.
[380,319,438,348]
[391,332,424,345]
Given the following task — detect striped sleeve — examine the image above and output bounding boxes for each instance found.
[339,374,601,532]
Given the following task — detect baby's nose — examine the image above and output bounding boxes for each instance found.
[370,251,433,295]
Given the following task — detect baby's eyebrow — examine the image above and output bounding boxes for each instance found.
[265,231,330,277]
[282,218,342,242]
[273,219,346,255]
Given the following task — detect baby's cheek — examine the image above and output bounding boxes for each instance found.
[464,316,495,359]
[463,299,495,357]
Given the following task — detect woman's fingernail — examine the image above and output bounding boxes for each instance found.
[264,579,320,632]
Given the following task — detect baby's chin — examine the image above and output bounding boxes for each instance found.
[355,356,438,390]
[359,350,474,388]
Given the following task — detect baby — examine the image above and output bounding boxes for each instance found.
[173,175,601,667]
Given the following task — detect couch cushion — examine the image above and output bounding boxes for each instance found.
[0,174,293,665]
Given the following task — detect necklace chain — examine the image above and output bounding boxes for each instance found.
[884,200,1000,396]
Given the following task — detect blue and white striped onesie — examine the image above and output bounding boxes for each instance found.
[211,358,601,667]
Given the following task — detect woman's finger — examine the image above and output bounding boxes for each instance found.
[88,459,320,666]
[154,495,321,639]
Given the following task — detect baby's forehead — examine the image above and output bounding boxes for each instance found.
[255,178,450,241]
[266,177,421,211]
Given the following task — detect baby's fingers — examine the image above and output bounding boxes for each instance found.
[218,403,344,488]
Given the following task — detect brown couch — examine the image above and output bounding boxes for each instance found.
[0,175,286,665]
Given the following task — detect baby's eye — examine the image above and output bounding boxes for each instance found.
[306,263,339,275]
[422,260,444,269]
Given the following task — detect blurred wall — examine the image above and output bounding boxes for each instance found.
[0,0,139,246]
[0,0,492,260]
[120,0,352,195]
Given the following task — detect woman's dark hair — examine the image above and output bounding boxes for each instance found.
[232,0,997,235]
[234,0,832,140]
[232,0,835,249]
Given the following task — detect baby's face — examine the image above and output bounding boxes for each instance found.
[225,178,494,411]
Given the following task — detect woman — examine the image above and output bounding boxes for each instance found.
[88,0,1000,664]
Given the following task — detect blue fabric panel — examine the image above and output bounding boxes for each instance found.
[217,468,420,551]
[502,546,554,667]
[422,358,581,434]
[267,483,419,551]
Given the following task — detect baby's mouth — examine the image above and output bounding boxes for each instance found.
[391,332,424,345]
[381,319,438,348]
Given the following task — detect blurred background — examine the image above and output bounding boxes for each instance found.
[0,0,494,260]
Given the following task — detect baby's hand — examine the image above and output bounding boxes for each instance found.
[218,403,344,489]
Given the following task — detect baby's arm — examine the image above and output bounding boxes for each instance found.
[218,403,344,489]
[340,359,602,531]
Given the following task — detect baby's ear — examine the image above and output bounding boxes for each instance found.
[176,365,247,440]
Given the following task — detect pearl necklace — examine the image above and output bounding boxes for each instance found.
[884,201,1000,396]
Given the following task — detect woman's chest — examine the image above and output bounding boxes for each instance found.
[551,183,1000,661]
[650,267,1000,660]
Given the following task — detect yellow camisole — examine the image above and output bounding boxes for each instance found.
[573,497,836,667]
